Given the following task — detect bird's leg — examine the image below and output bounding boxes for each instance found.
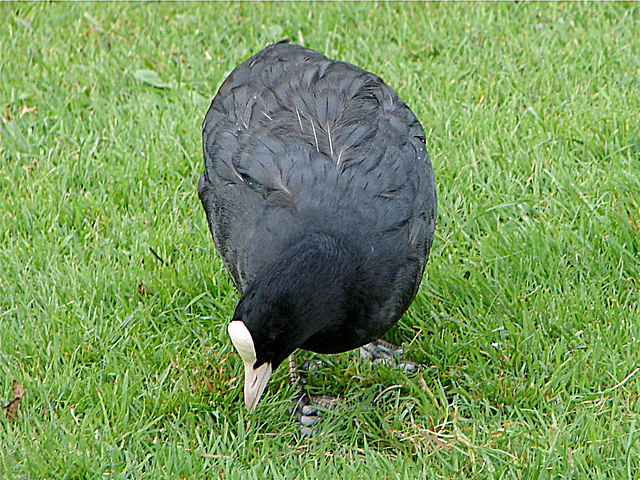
[288,353,304,388]
[287,342,416,436]
[288,353,319,436]
[288,353,336,437]
[359,339,420,372]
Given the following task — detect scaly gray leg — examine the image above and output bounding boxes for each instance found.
[288,353,337,437]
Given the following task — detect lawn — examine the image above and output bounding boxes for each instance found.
[1,2,639,478]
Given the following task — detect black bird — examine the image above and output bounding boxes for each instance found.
[198,40,437,416]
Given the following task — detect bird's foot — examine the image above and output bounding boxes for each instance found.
[287,341,418,436]
[289,390,337,437]
[288,354,337,436]
[359,339,420,372]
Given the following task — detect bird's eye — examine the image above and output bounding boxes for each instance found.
[266,335,276,344]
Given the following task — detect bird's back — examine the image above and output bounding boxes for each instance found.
[199,41,436,329]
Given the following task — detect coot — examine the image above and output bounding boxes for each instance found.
[198,40,437,414]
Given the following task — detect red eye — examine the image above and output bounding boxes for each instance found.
[266,335,276,344]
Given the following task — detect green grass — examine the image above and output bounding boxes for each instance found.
[1,2,639,478]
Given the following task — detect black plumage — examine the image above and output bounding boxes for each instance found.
[198,40,437,411]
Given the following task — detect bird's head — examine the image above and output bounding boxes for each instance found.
[227,287,303,412]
